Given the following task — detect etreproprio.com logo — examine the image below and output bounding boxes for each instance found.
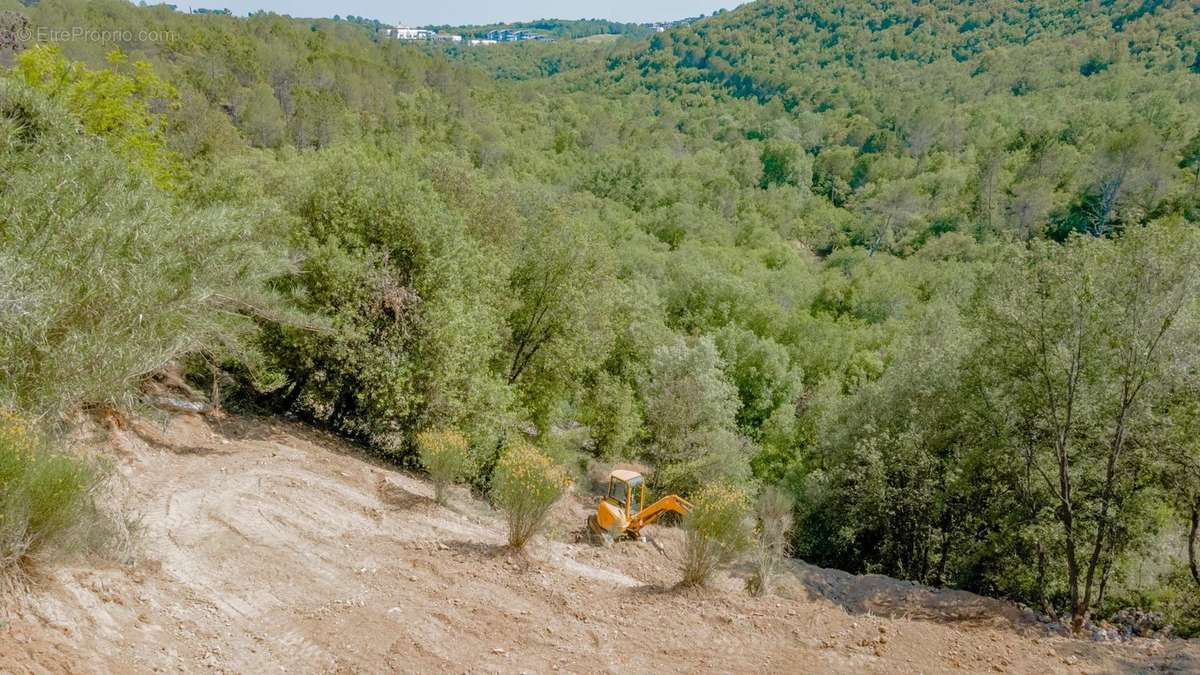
[2,24,174,45]
[35,26,175,43]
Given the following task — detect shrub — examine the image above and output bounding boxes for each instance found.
[491,441,572,550]
[746,485,795,596]
[0,410,110,580]
[416,429,473,505]
[1158,566,1200,638]
[254,146,509,451]
[0,78,285,419]
[579,373,642,461]
[680,483,752,587]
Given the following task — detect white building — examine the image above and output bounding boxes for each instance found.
[484,29,547,42]
[382,25,462,42]
[382,25,434,40]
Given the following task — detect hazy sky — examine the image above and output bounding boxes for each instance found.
[182,1,744,25]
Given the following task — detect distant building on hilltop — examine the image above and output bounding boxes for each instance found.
[484,29,548,42]
[382,25,432,40]
[382,25,461,42]
[641,16,703,32]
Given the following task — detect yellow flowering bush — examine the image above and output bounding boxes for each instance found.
[680,483,752,587]
[490,442,572,549]
[416,429,473,505]
[1,409,105,575]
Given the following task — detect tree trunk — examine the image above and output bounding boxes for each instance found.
[1056,440,1086,630]
[1189,498,1199,589]
[1097,554,1112,609]
[280,371,309,411]
[329,386,355,430]
[1036,540,1054,616]
[1053,427,1083,629]
[935,526,951,586]
[868,216,892,256]
[1063,509,1083,630]
[208,358,221,411]
[1092,168,1127,236]
[1080,410,1129,626]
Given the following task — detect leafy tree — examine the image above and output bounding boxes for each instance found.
[1080,126,1165,236]
[503,203,617,427]
[256,147,508,451]
[578,373,642,461]
[234,82,286,148]
[975,225,1200,627]
[0,78,283,416]
[714,324,802,436]
[641,337,751,495]
[1005,178,1056,241]
[14,45,179,186]
[759,138,810,189]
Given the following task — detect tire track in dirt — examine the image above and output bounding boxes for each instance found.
[2,412,1196,673]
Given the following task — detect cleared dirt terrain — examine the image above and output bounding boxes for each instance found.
[2,412,1198,673]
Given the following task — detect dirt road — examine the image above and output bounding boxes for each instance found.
[2,413,1197,673]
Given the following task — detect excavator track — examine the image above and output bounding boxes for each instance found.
[585,515,613,547]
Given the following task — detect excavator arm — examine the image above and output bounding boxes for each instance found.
[587,471,693,544]
[629,495,692,532]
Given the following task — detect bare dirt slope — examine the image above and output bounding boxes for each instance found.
[2,412,1197,674]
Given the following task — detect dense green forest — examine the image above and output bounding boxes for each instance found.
[1,0,1198,633]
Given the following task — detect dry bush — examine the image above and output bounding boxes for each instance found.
[746,485,795,596]
[680,483,752,587]
[491,441,571,550]
[416,429,472,505]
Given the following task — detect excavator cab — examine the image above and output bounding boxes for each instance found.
[587,469,691,546]
[604,469,643,520]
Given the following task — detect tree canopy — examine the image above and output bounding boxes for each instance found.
[2,0,1198,633]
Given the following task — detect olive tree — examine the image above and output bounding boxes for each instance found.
[975,224,1200,629]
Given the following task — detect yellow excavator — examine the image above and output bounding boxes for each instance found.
[586,469,691,545]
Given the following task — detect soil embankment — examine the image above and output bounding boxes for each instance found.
[2,413,1196,673]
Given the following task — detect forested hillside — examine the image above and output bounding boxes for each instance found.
[1,0,1198,634]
